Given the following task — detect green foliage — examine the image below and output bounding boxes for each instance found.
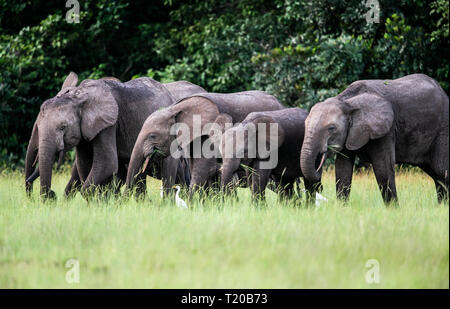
[0,0,448,166]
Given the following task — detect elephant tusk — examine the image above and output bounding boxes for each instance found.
[32,155,39,168]
[316,152,326,173]
[26,167,40,183]
[142,156,150,174]
[56,150,65,170]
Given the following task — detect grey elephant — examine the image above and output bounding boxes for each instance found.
[300,74,449,204]
[163,81,207,102]
[125,91,284,194]
[219,108,321,201]
[25,72,205,199]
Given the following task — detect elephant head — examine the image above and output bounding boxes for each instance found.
[220,115,285,190]
[300,92,394,182]
[25,72,119,198]
[125,97,221,189]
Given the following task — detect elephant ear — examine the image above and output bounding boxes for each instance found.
[207,113,233,158]
[100,77,121,82]
[80,87,119,141]
[171,97,220,148]
[61,72,78,89]
[56,72,79,97]
[208,113,233,144]
[344,93,394,150]
[247,116,285,158]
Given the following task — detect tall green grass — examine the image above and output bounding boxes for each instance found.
[0,169,448,288]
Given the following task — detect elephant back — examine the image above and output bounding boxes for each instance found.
[244,107,308,144]
[177,91,284,123]
[163,81,207,102]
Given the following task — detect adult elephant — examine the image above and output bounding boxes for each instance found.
[62,79,205,197]
[220,108,321,201]
[125,91,284,194]
[25,76,123,197]
[25,72,204,199]
[300,74,449,204]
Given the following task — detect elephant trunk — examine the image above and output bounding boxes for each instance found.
[38,141,57,198]
[25,122,39,196]
[126,144,146,190]
[300,136,324,183]
[221,158,241,191]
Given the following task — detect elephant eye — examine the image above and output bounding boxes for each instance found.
[59,124,67,131]
[149,134,157,140]
[328,126,336,133]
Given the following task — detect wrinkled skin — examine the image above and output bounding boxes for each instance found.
[220,108,321,201]
[300,74,449,204]
[126,91,285,194]
[25,73,201,199]
[163,81,206,102]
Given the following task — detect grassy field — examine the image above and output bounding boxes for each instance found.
[0,169,448,288]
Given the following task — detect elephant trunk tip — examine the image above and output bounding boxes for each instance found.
[300,147,324,183]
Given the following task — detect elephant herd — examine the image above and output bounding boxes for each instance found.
[25,72,449,205]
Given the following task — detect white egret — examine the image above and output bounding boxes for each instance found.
[302,189,328,207]
[174,185,188,209]
[160,185,187,208]
[315,192,328,207]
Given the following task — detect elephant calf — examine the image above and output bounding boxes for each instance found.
[300,73,449,204]
[220,108,321,201]
[125,91,285,194]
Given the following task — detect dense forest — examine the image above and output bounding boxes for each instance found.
[0,0,448,167]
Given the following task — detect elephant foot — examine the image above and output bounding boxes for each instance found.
[41,189,56,201]
[64,190,77,200]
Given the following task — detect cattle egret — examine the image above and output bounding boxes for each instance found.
[174,185,188,209]
[315,192,328,207]
[302,189,328,207]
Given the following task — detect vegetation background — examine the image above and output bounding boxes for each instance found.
[0,0,448,167]
[0,1,448,289]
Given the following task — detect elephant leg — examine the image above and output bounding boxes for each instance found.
[420,164,449,204]
[175,157,191,188]
[435,178,449,204]
[250,161,272,201]
[303,178,322,205]
[161,156,179,197]
[112,160,127,197]
[277,176,295,200]
[189,157,218,195]
[367,137,397,205]
[335,151,356,201]
[64,160,82,199]
[75,142,93,182]
[133,172,147,198]
[429,134,449,203]
[81,126,118,198]
[206,173,221,193]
